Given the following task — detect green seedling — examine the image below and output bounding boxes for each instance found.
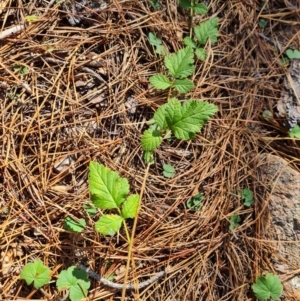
[57,266,90,301]
[289,125,300,138]
[149,0,160,9]
[83,203,97,217]
[252,273,283,300]
[89,161,139,236]
[187,193,203,211]
[162,163,176,178]
[179,0,208,15]
[20,259,51,289]
[229,214,241,230]
[286,48,300,60]
[148,32,167,55]
[240,188,254,207]
[64,216,86,233]
[13,64,28,75]
[262,110,272,121]
[183,18,219,61]
[259,19,268,28]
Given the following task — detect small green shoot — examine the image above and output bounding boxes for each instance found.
[13,64,28,75]
[259,19,268,28]
[286,48,300,60]
[162,164,176,178]
[187,193,203,211]
[148,32,167,55]
[229,214,241,230]
[179,0,208,15]
[141,98,218,153]
[57,266,90,301]
[64,216,86,233]
[149,0,160,9]
[289,125,300,138]
[89,162,139,236]
[262,110,272,121]
[240,188,254,207]
[83,203,97,217]
[252,273,283,300]
[20,259,51,289]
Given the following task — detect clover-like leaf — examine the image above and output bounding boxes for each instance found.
[20,260,51,289]
[89,162,129,209]
[122,194,139,219]
[252,273,283,300]
[289,125,300,138]
[57,266,90,301]
[162,163,176,178]
[229,214,241,230]
[240,188,254,207]
[95,214,123,236]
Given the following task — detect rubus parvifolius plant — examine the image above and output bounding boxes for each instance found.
[141,46,218,162]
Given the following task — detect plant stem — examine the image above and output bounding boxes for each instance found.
[121,163,150,301]
[189,0,194,37]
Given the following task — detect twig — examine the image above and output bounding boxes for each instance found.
[0,25,25,40]
[78,264,168,290]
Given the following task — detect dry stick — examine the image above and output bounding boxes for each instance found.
[0,24,25,40]
[78,264,168,290]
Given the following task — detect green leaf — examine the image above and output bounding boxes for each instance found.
[289,125,300,138]
[173,79,194,93]
[195,47,207,61]
[154,98,218,140]
[183,37,197,48]
[163,164,176,178]
[20,260,51,289]
[57,266,90,301]
[64,217,86,233]
[252,273,283,300]
[144,151,155,164]
[285,48,300,59]
[149,0,160,9]
[229,214,241,230]
[194,18,219,45]
[25,15,39,22]
[241,188,254,207]
[262,110,272,121]
[259,18,268,28]
[179,0,191,9]
[95,214,123,236]
[83,203,97,217]
[122,194,139,219]
[164,47,195,78]
[149,74,172,90]
[155,45,167,55]
[141,128,163,152]
[193,3,208,15]
[187,193,204,211]
[148,32,162,46]
[89,162,129,209]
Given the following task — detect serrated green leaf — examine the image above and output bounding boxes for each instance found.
[83,203,97,217]
[193,3,208,15]
[179,0,191,8]
[89,162,129,209]
[163,164,175,178]
[252,273,283,300]
[122,194,139,219]
[286,49,300,59]
[164,47,195,79]
[141,128,163,152]
[57,266,90,301]
[20,260,51,289]
[229,214,241,230]
[156,98,217,140]
[183,36,197,48]
[95,214,123,236]
[194,18,219,45]
[148,32,162,46]
[64,217,86,233]
[289,125,300,138]
[173,79,194,93]
[241,188,254,207]
[195,47,207,61]
[149,74,171,90]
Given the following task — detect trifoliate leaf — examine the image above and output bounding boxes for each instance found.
[57,266,90,301]
[89,162,129,209]
[194,18,219,45]
[229,214,241,230]
[289,125,300,138]
[154,98,218,140]
[179,0,191,9]
[64,216,86,233]
[20,260,51,289]
[95,214,123,236]
[193,3,208,15]
[183,36,197,48]
[195,47,207,61]
[164,47,195,79]
[173,79,194,93]
[163,164,176,178]
[286,49,300,60]
[122,194,139,219]
[141,128,163,152]
[240,188,254,207]
[149,74,172,90]
[252,273,283,300]
[148,32,162,46]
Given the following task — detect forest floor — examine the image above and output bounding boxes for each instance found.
[1,0,300,300]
